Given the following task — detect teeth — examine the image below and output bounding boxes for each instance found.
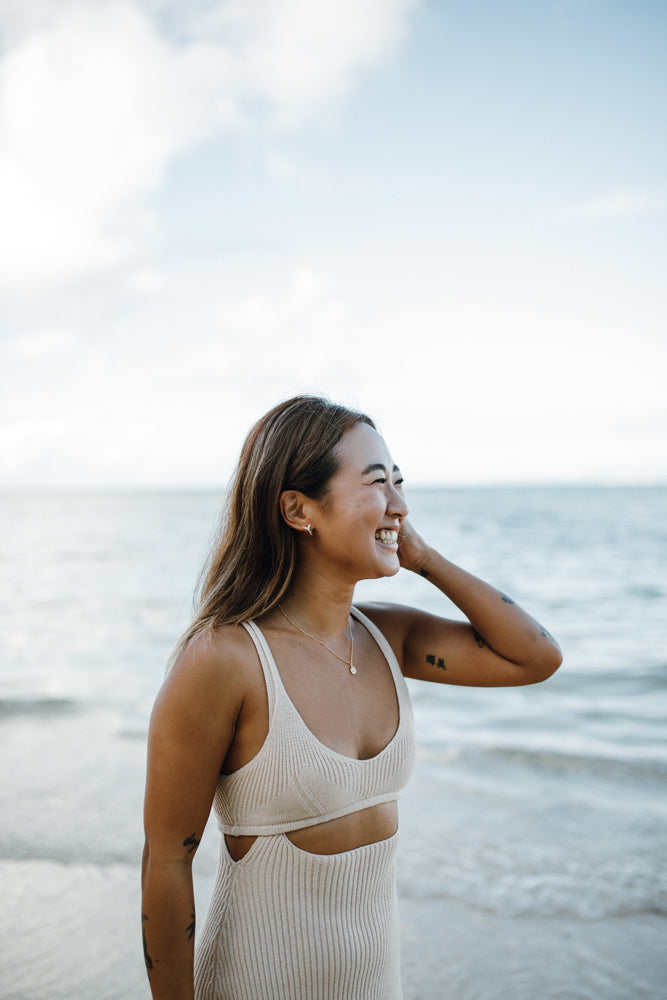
[375,529,398,544]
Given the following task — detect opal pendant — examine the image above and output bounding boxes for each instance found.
[350,665,357,675]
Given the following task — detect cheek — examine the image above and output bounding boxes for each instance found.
[361,499,387,535]
[327,488,385,529]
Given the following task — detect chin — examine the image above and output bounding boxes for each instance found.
[376,555,401,579]
[353,547,400,581]
[355,559,398,582]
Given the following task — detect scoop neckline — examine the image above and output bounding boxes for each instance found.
[251,609,403,765]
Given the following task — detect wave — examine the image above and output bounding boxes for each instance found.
[398,874,667,920]
[477,743,667,779]
[417,740,667,784]
[0,696,83,719]
[0,843,138,868]
[117,726,149,741]
[398,843,667,920]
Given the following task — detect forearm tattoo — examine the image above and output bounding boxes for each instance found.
[186,910,196,941]
[420,568,430,578]
[499,592,515,604]
[142,913,154,972]
[183,832,200,854]
[426,653,447,671]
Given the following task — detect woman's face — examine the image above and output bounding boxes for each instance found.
[311,421,408,582]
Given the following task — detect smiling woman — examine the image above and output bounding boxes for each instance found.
[141,395,562,1000]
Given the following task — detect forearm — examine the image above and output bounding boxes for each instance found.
[141,848,197,1000]
[417,545,561,670]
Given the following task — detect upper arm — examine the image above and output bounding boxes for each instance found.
[143,630,245,862]
[403,608,540,686]
[359,602,553,688]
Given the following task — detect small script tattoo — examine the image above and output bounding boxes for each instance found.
[420,568,430,578]
[426,653,446,671]
[142,913,154,972]
[186,910,195,941]
[499,592,515,604]
[473,628,488,649]
[183,832,200,854]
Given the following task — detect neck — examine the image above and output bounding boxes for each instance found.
[278,563,355,639]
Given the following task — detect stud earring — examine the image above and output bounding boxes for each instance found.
[304,524,313,535]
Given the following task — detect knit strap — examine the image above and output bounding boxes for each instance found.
[242,619,280,718]
[350,606,403,684]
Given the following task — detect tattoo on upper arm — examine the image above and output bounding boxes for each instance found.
[499,592,515,604]
[540,626,555,642]
[473,628,488,648]
[183,832,200,854]
[186,910,195,941]
[142,913,154,972]
[426,653,446,670]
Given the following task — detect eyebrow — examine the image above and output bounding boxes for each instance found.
[361,463,401,476]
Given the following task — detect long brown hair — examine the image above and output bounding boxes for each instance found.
[173,395,375,659]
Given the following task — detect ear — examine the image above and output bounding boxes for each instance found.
[280,490,316,533]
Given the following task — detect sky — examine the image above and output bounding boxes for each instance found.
[1,0,665,488]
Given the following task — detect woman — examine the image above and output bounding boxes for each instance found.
[141,395,562,999]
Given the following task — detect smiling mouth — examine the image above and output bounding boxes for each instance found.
[375,529,398,546]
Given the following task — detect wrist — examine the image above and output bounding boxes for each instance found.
[414,545,454,583]
[406,542,434,577]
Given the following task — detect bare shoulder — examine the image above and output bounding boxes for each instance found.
[153,623,258,727]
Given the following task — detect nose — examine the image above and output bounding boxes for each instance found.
[387,483,408,520]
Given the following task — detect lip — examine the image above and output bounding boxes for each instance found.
[375,528,399,548]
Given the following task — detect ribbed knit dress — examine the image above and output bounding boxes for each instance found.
[193,607,416,1000]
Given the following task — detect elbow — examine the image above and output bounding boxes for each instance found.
[545,632,564,673]
[141,836,195,886]
[532,642,563,683]
[543,654,563,682]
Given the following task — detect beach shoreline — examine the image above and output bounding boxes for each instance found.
[3,852,665,1000]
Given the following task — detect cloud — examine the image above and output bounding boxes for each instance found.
[3,329,80,359]
[0,263,361,484]
[0,0,419,289]
[560,189,667,221]
[218,0,419,126]
[142,0,418,123]
[0,416,68,475]
[0,2,236,288]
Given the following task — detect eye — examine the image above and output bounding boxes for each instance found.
[393,478,404,488]
[372,477,387,485]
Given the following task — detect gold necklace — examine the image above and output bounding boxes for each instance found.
[278,605,357,675]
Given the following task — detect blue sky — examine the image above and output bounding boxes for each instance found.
[1,0,665,487]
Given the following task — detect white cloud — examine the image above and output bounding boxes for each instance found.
[264,148,329,190]
[0,0,419,289]
[212,266,350,377]
[0,2,236,288]
[126,268,167,294]
[560,189,667,221]
[227,0,419,126]
[0,415,155,481]
[2,252,665,486]
[0,416,68,474]
[143,0,417,121]
[0,262,360,484]
[3,329,80,359]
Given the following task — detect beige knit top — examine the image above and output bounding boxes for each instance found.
[214,606,416,838]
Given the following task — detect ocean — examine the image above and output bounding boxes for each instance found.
[1,486,665,999]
